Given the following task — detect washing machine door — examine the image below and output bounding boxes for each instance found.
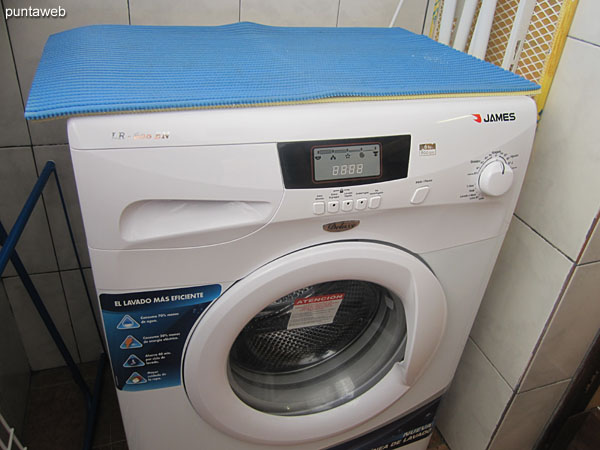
[183,241,446,445]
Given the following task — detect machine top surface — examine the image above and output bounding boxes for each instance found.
[26,22,539,120]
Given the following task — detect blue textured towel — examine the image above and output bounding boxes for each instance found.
[25,22,540,120]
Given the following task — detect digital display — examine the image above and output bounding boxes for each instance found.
[313,144,381,182]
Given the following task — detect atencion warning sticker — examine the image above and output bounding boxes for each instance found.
[287,293,344,330]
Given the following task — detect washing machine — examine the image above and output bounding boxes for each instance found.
[68,95,536,450]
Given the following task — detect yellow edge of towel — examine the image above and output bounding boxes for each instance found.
[33,90,542,122]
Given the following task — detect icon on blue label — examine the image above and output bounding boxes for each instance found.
[116,315,140,330]
[120,335,143,349]
[126,372,147,385]
[123,354,145,368]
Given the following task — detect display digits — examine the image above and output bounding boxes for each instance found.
[316,145,379,182]
[332,164,364,177]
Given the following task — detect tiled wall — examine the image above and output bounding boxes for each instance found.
[437,1,600,448]
[0,0,430,430]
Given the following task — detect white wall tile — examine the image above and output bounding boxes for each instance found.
[0,147,57,276]
[33,145,90,270]
[5,0,129,145]
[521,261,600,391]
[515,38,600,260]
[4,272,80,370]
[0,15,30,147]
[569,0,600,45]
[580,217,600,264]
[60,269,102,362]
[436,338,513,450]
[470,217,572,389]
[0,280,30,434]
[130,0,239,26]
[241,0,339,27]
[338,0,428,34]
[489,380,569,450]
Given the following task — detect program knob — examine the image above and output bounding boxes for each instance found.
[478,158,514,197]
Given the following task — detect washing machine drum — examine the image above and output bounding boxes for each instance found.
[183,241,446,445]
[228,279,407,415]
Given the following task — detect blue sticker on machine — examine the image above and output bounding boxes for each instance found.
[100,284,221,391]
[327,398,441,450]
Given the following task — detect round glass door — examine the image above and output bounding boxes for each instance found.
[183,241,446,445]
[228,279,407,415]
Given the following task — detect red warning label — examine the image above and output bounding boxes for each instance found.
[288,293,345,330]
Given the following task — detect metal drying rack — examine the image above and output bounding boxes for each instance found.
[0,161,106,450]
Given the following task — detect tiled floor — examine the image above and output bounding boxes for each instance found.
[23,360,127,450]
[22,359,449,450]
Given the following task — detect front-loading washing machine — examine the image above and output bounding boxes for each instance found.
[68,95,536,450]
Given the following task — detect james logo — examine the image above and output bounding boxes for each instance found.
[474,112,516,123]
[323,220,360,232]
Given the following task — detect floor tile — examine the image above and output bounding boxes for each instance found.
[23,381,88,450]
[427,428,449,449]
[23,360,123,450]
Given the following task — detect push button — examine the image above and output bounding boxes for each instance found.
[368,196,381,209]
[410,187,430,204]
[328,201,340,213]
[355,198,367,210]
[342,199,354,212]
[313,202,325,215]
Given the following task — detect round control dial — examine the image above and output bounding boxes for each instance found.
[478,158,514,197]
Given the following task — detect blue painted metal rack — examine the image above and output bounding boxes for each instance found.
[0,160,106,450]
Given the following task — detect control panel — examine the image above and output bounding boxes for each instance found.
[278,135,410,189]
[270,106,532,221]
[299,144,523,216]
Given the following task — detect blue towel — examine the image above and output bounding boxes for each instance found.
[25,22,540,120]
